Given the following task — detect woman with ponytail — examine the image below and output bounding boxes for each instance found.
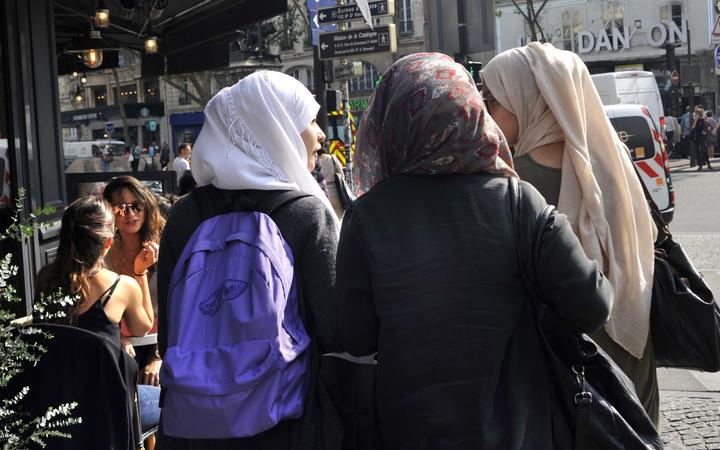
[36,195,160,433]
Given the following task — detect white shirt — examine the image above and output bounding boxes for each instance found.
[172,156,190,183]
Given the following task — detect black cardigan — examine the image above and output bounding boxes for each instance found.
[336,173,613,450]
[156,186,343,450]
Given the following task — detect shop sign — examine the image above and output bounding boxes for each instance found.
[577,21,687,54]
[348,98,369,111]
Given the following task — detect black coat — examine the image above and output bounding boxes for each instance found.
[336,174,613,450]
[156,187,343,450]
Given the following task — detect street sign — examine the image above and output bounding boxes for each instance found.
[716,46,720,67]
[318,0,394,25]
[105,122,114,133]
[318,24,397,60]
[334,61,363,80]
[671,70,680,86]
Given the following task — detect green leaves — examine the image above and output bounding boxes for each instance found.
[0,190,77,448]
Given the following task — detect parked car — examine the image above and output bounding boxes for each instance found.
[605,104,674,223]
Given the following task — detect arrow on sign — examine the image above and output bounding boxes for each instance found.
[321,43,329,50]
[319,11,327,20]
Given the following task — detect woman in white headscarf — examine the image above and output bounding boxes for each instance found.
[482,42,658,424]
[156,71,342,450]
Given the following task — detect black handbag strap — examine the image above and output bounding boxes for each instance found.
[507,177,591,450]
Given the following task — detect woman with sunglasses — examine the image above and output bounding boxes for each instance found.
[36,195,159,433]
[103,175,165,388]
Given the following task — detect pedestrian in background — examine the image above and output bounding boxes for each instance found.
[681,105,693,163]
[316,147,344,220]
[131,145,141,172]
[664,112,681,158]
[172,143,191,184]
[705,111,716,169]
[692,107,709,171]
[160,142,171,170]
[482,42,658,424]
[337,52,613,449]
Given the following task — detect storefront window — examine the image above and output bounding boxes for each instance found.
[349,63,379,93]
[603,2,624,33]
[144,79,160,102]
[562,9,583,52]
[660,3,683,29]
[114,83,138,104]
[93,86,107,107]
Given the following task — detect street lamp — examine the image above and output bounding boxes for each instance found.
[72,84,84,107]
[144,36,158,53]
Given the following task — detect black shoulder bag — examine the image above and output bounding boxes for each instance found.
[508,177,663,450]
[331,156,356,210]
[631,167,719,371]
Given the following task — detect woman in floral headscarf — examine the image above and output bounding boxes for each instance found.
[335,52,613,449]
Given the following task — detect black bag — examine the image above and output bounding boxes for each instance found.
[633,169,720,370]
[332,157,356,210]
[508,178,663,450]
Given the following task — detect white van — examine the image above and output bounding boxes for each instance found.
[605,104,674,223]
[591,71,665,133]
[63,140,126,161]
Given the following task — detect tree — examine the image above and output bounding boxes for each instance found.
[163,73,213,108]
[510,0,550,43]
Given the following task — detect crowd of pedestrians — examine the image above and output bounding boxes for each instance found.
[37,44,679,449]
[670,104,717,170]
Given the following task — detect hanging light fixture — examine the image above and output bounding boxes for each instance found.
[65,28,117,69]
[73,84,84,107]
[144,35,158,53]
[94,0,110,28]
[80,73,87,84]
[83,47,103,69]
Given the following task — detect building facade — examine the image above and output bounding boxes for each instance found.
[495,0,720,115]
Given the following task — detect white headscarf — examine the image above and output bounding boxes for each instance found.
[192,71,338,228]
[483,43,655,359]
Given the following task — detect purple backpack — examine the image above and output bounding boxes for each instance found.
[160,191,311,439]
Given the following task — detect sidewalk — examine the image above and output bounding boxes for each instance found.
[656,158,720,449]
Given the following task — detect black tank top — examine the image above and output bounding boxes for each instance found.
[77,275,121,344]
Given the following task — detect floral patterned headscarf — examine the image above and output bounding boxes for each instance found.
[354,52,515,194]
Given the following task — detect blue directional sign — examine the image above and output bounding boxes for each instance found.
[318,0,394,25]
[105,122,114,133]
[716,45,720,67]
[307,0,337,46]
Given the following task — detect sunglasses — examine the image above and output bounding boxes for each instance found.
[112,201,144,216]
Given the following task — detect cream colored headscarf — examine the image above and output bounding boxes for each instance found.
[482,42,655,359]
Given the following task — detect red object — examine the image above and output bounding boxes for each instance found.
[636,161,660,178]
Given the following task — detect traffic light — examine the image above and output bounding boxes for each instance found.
[326,89,342,113]
[463,59,483,89]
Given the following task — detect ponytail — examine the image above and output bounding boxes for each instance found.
[36,196,115,324]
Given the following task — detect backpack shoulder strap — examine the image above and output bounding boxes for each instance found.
[191,185,313,221]
[260,191,313,217]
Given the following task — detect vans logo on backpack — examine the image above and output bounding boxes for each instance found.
[199,279,248,315]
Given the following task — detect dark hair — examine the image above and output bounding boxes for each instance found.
[37,196,115,323]
[155,193,178,219]
[177,171,197,196]
[102,175,165,244]
[178,143,191,154]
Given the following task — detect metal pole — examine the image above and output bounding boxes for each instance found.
[687,21,693,107]
[456,0,467,60]
[308,2,328,131]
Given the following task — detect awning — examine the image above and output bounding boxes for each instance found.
[54,0,287,75]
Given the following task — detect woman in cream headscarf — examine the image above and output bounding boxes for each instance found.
[156,71,342,450]
[482,42,658,423]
